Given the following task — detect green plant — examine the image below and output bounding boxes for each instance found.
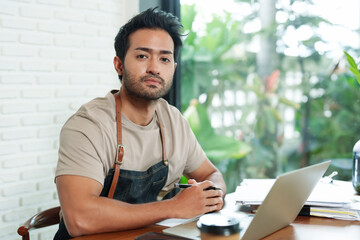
[183,100,251,191]
[295,73,360,180]
[241,70,300,178]
[285,52,360,179]
[181,3,298,182]
[181,4,253,191]
[181,4,255,110]
[344,51,360,84]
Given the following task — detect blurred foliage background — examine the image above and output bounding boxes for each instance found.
[180,0,360,192]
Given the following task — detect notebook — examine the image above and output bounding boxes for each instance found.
[163,161,331,240]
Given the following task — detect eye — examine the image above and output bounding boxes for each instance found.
[161,57,171,63]
[137,54,147,59]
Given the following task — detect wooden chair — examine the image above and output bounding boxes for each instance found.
[17,206,61,240]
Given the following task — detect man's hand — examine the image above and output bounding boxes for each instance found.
[170,179,224,218]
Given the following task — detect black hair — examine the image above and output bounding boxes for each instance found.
[114,7,183,65]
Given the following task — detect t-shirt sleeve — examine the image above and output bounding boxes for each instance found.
[182,118,207,174]
[55,115,106,185]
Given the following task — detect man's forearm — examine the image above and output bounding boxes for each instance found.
[64,195,178,237]
[57,175,181,237]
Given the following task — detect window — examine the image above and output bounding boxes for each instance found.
[180,0,360,191]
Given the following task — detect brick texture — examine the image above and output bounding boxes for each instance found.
[0,0,139,239]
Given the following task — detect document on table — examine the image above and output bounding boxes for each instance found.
[156,216,199,227]
[308,180,356,206]
[162,220,200,240]
[235,179,353,207]
[234,179,360,220]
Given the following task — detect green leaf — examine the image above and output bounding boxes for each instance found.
[279,97,300,109]
[349,66,360,77]
[183,101,251,163]
[344,51,360,85]
[344,51,358,69]
[183,101,201,136]
[201,135,251,162]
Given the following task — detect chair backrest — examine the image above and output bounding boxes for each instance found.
[17,206,61,240]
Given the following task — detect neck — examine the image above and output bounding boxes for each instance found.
[118,87,157,126]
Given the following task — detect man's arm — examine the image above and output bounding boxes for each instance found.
[56,173,224,237]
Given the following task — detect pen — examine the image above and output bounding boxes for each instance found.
[321,171,338,184]
[174,183,221,190]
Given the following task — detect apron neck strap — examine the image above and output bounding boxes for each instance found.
[113,91,168,166]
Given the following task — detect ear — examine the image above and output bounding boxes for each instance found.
[113,56,124,76]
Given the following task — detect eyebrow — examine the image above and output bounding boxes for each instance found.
[135,47,173,55]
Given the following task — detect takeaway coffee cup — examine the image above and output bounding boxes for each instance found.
[197,214,241,240]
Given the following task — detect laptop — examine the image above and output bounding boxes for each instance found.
[162,161,331,240]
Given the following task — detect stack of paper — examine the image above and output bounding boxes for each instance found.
[307,180,355,207]
[235,179,360,221]
[309,206,359,221]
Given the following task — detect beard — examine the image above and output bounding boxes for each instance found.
[121,68,173,101]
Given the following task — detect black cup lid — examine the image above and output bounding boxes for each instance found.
[197,214,241,236]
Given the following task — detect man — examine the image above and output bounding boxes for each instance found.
[54,8,226,239]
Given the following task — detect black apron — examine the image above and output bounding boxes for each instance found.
[54,91,178,239]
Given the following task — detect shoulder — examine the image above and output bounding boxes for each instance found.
[61,91,116,140]
[156,98,189,127]
[156,98,191,132]
[66,91,115,126]
[77,91,116,122]
[156,98,183,118]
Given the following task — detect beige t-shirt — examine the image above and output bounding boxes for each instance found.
[55,91,206,197]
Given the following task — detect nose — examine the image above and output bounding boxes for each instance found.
[146,58,160,75]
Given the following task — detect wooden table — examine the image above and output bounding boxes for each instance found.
[73,193,360,240]
[263,216,360,240]
[73,225,167,240]
[72,216,360,240]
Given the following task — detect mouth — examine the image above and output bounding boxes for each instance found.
[145,78,161,85]
[142,76,163,87]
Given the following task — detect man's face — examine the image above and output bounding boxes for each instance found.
[115,28,177,100]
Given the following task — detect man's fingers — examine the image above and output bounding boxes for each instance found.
[204,189,223,199]
[205,202,221,213]
[205,196,223,207]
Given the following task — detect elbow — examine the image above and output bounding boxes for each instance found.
[63,211,93,237]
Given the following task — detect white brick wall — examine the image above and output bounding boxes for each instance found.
[0,1,139,239]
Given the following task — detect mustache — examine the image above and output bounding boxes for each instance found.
[141,74,165,84]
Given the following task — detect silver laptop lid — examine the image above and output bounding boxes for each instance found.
[241,161,331,240]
